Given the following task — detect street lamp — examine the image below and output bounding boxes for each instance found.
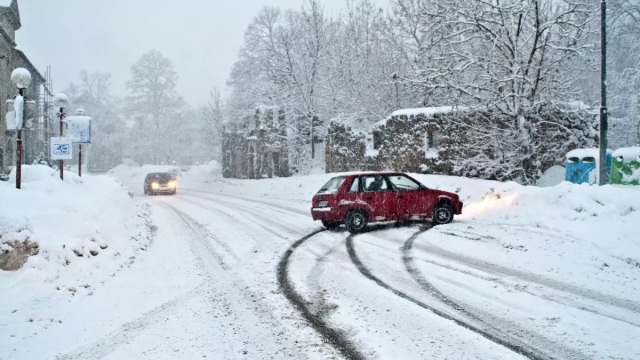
[10,68,32,190]
[54,93,69,180]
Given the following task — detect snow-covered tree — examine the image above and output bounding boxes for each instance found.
[226,0,602,182]
[609,0,640,145]
[63,71,124,171]
[124,50,185,165]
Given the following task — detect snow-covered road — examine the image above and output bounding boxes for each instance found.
[2,165,639,359]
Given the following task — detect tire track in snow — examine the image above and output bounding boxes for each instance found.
[187,193,363,358]
[401,231,588,360]
[180,194,297,240]
[413,231,640,316]
[182,188,310,216]
[180,189,316,236]
[346,231,556,360]
[277,230,366,360]
[55,286,205,360]
[167,201,341,359]
[306,232,347,317]
[409,251,640,329]
[166,204,233,270]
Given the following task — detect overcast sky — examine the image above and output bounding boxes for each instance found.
[15,0,384,106]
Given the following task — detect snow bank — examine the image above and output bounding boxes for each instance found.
[0,165,150,298]
[613,147,640,163]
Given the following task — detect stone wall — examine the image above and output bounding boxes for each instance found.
[222,106,290,179]
[326,107,598,184]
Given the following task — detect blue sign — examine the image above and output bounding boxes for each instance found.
[50,137,73,160]
[54,144,70,155]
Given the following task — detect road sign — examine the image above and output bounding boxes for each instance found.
[65,115,92,144]
[51,137,73,160]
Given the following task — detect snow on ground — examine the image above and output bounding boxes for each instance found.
[1,162,639,359]
[0,166,150,358]
[179,168,640,305]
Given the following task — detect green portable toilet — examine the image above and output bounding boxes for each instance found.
[611,147,640,185]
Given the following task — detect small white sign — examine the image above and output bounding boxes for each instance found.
[51,137,73,160]
[65,116,92,144]
[5,99,16,131]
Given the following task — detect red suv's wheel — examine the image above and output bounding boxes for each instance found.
[433,203,453,225]
[345,211,367,234]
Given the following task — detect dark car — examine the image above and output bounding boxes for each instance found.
[311,172,463,233]
[144,172,177,195]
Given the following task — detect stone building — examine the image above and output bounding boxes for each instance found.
[222,106,290,179]
[1,0,51,175]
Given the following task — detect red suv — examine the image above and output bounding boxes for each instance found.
[311,172,463,233]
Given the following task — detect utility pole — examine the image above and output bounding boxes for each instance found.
[599,0,608,186]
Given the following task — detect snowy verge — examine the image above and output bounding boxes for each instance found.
[0,165,151,310]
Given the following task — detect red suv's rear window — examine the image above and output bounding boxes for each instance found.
[317,176,346,194]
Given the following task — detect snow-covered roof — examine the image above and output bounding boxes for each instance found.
[566,148,611,160]
[376,106,465,128]
[390,106,462,118]
[613,147,640,163]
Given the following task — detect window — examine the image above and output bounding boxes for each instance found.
[388,175,423,191]
[317,176,346,194]
[349,177,360,192]
[363,175,389,192]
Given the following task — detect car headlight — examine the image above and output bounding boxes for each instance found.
[168,180,176,189]
[151,182,159,190]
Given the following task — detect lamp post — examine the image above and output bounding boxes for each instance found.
[10,68,32,190]
[54,93,69,180]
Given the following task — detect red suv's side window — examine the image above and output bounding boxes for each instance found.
[349,177,361,192]
[362,175,390,192]
[388,175,422,191]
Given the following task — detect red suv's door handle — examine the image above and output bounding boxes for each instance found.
[397,195,404,199]
[366,196,373,200]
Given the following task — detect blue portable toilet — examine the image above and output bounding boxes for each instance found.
[565,148,612,184]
